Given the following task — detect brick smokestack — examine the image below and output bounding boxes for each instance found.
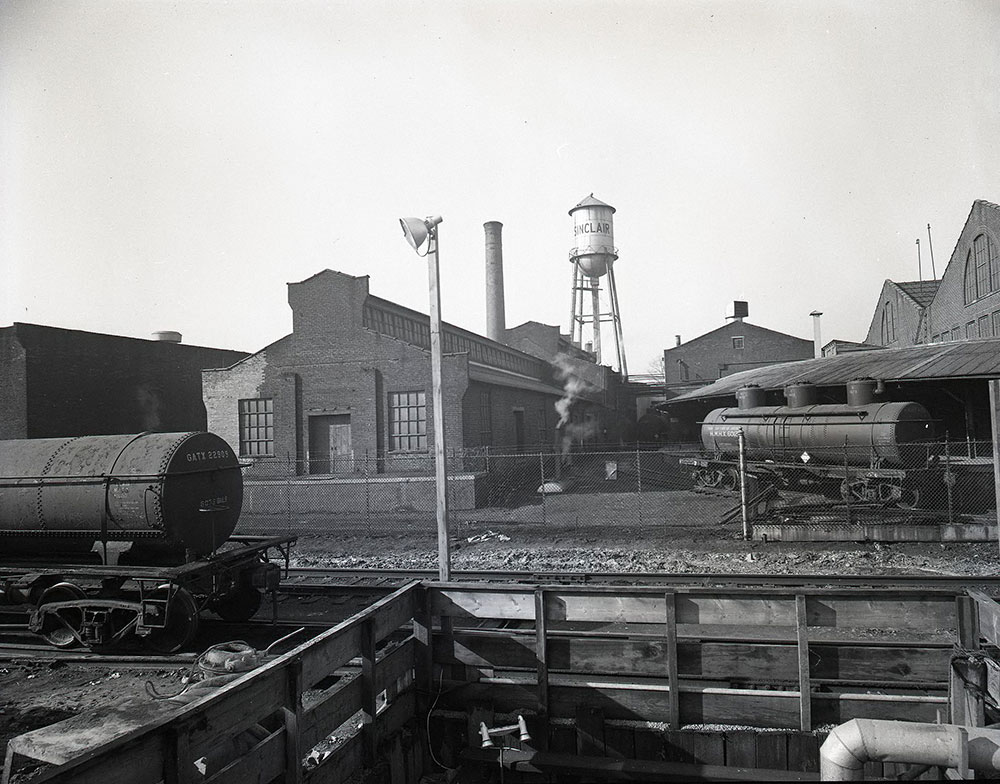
[484,221,506,341]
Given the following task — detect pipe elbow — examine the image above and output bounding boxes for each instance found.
[820,719,868,780]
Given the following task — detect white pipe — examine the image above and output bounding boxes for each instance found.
[820,719,1000,780]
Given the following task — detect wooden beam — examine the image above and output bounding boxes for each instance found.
[535,588,550,748]
[796,595,811,732]
[665,591,680,729]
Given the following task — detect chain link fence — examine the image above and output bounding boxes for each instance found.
[234,439,999,567]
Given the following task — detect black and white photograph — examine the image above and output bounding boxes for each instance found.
[2,1,1000,781]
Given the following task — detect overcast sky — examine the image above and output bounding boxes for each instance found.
[2,0,998,375]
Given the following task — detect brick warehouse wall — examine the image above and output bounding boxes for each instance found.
[206,269,598,473]
[663,321,813,388]
[0,329,28,439]
[864,281,927,347]
[925,201,1000,342]
[4,323,248,439]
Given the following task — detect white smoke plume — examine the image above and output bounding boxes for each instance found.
[552,352,587,428]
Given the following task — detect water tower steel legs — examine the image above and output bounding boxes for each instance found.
[607,265,628,378]
[590,278,602,364]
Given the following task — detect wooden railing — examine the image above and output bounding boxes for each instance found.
[19,582,425,784]
[7,582,970,782]
[430,584,956,732]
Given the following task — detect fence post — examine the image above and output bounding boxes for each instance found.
[843,438,851,527]
[286,453,293,533]
[634,445,643,525]
[737,429,750,540]
[364,452,371,531]
[539,452,547,525]
[991,380,1000,556]
[945,436,954,526]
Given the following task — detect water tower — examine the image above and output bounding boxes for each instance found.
[568,194,627,376]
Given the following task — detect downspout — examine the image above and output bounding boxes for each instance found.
[820,719,1000,780]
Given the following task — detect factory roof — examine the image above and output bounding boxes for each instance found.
[894,280,940,307]
[665,338,1000,404]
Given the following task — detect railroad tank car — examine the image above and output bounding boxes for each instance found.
[0,431,242,558]
[701,381,937,468]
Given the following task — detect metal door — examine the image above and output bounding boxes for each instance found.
[309,414,352,474]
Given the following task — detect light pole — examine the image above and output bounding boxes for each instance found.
[399,215,450,581]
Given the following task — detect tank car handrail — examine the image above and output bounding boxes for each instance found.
[0,466,243,483]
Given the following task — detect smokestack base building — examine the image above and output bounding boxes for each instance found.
[203,270,627,508]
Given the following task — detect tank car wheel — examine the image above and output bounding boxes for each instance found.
[720,469,740,492]
[144,586,200,653]
[896,486,921,510]
[211,586,263,623]
[38,583,87,649]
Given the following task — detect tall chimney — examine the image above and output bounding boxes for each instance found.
[484,221,506,342]
[810,311,823,358]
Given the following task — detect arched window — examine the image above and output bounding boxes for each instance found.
[881,301,895,344]
[964,234,999,304]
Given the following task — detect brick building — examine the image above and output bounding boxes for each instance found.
[203,270,622,479]
[662,317,814,397]
[865,200,1000,347]
[0,323,248,439]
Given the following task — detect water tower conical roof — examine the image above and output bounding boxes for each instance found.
[569,193,616,215]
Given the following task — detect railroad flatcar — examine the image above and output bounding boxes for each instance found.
[0,432,293,651]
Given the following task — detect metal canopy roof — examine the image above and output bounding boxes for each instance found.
[667,338,1000,404]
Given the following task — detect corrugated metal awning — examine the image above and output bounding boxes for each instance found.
[666,338,1000,405]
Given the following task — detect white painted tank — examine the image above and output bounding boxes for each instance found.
[569,194,617,278]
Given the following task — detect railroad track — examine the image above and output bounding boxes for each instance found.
[281,566,1000,592]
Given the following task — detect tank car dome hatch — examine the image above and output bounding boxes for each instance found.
[569,193,617,278]
[0,432,242,557]
[847,378,884,407]
[736,385,767,410]
[784,383,818,408]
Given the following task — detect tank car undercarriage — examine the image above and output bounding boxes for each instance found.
[683,455,929,511]
[0,535,295,652]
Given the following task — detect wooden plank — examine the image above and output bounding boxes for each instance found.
[575,704,604,756]
[283,657,304,784]
[301,678,362,751]
[787,732,820,773]
[664,730,725,765]
[604,723,635,760]
[633,726,665,761]
[441,678,946,731]
[796,595,811,732]
[967,589,999,647]
[439,633,949,686]
[203,728,286,784]
[460,746,819,781]
[534,587,549,749]
[360,618,377,764]
[298,581,418,689]
[30,735,165,784]
[725,731,757,768]
[755,732,788,771]
[433,587,956,632]
[665,591,680,729]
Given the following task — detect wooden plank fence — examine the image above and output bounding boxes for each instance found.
[4,581,975,782]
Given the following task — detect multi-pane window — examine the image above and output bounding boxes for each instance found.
[389,391,427,452]
[479,390,493,446]
[978,314,991,338]
[732,336,744,349]
[965,234,999,304]
[239,398,274,457]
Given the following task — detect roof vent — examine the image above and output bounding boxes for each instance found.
[152,331,182,343]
